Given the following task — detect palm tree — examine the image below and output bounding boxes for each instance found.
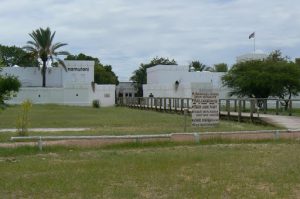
[189,61,207,71]
[23,27,69,87]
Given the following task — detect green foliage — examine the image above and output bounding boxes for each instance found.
[0,58,4,67]
[295,58,300,66]
[23,27,69,87]
[130,57,177,96]
[65,53,100,65]
[267,49,289,62]
[65,53,119,84]
[213,63,228,72]
[94,64,118,84]
[16,100,32,136]
[92,99,100,108]
[222,60,272,98]
[222,50,300,104]
[188,60,208,71]
[0,74,21,105]
[0,44,37,67]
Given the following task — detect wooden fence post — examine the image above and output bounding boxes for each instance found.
[219,99,221,117]
[234,99,237,112]
[226,99,230,118]
[276,100,279,115]
[250,99,254,122]
[238,99,242,122]
[160,98,162,111]
[289,100,292,116]
[264,99,267,114]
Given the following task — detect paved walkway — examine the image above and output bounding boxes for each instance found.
[0,128,91,133]
[259,114,300,130]
[220,111,300,130]
[130,104,300,130]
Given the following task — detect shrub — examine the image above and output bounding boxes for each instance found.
[16,100,32,136]
[92,100,100,108]
[0,74,21,105]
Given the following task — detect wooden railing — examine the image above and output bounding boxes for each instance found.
[219,98,299,116]
[117,97,192,113]
[117,97,300,118]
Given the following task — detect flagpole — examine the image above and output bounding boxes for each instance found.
[253,35,256,54]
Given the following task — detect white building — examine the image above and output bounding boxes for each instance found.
[116,82,137,98]
[143,65,230,98]
[1,60,115,106]
[236,53,268,63]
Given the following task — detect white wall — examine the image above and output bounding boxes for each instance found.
[62,61,94,88]
[1,60,95,88]
[143,83,230,99]
[91,85,116,107]
[236,53,268,63]
[147,65,224,86]
[2,61,116,107]
[9,85,116,106]
[2,67,63,87]
[9,87,90,106]
[144,65,228,99]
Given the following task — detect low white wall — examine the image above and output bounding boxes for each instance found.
[143,83,230,99]
[9,87,91,106]
[91,85,116,107]
[2,67,63,87]
[2,60,118,107]
[147,65,225,86]
[1,60,95,88]
[144,65,228,99]
[7,84,116,107]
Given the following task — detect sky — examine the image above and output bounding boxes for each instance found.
[1,0,300,81]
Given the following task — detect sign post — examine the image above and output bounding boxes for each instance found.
[192,88,219,127]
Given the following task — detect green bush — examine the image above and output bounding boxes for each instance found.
[0,74,21,105]
[92,100,100,108]
[16,100,32,136]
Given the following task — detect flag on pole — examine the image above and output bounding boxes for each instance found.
[249,32,255,39]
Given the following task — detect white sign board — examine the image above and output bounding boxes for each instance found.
[192,89,219,127]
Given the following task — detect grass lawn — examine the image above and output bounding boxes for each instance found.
[0,104,282,142]
[0,141,300,198]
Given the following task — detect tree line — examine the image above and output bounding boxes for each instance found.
[1,27,300,109]
[222,50,300,109]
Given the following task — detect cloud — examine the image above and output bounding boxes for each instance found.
[1,0,300,81]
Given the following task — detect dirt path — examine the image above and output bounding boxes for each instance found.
[220,111,300,129]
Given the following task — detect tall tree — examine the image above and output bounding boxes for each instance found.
[0,44,37,67]
[23,27,69,87]
[94,65,118,85]
[130,57,177,96]
[65,53,118,84]
[222,50,300,108]
[268,61,300,108]
[222,60,274,99]
[267,49,289,62]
